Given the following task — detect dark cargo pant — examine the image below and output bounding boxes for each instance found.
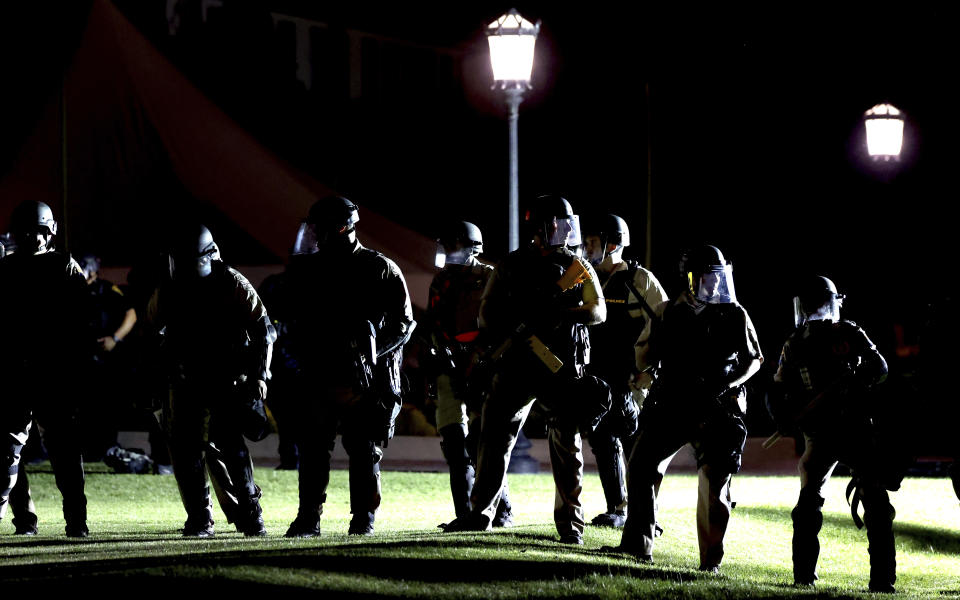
[792,433,896,589]
[166,379,261,529]
[2,403,87,533]
[621,404,743,569]
[293,384,382,527]
[471,368,586,537]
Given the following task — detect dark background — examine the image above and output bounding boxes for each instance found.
[1,2,955,431]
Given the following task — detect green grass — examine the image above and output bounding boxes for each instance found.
[2,465,959,598]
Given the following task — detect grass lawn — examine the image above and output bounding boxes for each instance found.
[1,464,959,598]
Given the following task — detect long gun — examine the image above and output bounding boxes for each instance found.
[486,258,594,374]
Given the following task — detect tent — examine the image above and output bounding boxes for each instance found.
[0,0,435,307]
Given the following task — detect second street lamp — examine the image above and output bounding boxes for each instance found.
[486,9,540,252]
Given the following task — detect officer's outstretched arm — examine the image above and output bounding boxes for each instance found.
[566,259,605,325]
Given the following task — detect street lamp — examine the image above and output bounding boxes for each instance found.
[486,9,540,252]
[864,103,904,160]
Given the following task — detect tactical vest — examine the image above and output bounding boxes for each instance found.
[429,262,492,344]
[786,320,872,399]
[496,247,588,374]
[159,263,254,378]
[590,261,649,375]
[656,301,748,386]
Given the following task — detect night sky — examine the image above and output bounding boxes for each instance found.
[1,3,956,401]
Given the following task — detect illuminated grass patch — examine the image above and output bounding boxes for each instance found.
[1,466,958,598]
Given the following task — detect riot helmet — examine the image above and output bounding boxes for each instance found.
[169,223,220,279]
[680,244,736,304]
[435,221,483,268]
[300,195,359,250]
[583,213,630,267]
[524,194,582,249]
[793,275,845,327]
[80,254,101,282]
[10,201,57,254]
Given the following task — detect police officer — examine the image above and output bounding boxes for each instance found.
[770,276,895,592]
[78,254,138,460]
[426,221,513,525]
[581,214,668,528]
[147,223,274,537]
[283,195,415,538]
[442,194,610,544]
[614,244,762,570]
[0,200,89,537]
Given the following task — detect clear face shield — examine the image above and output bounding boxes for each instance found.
[544,214,582,248]
[291,222,320,256]
[583,235,605,266]
[793,294,843,328]
[434,242,473,268]
[170,244,220,280]
[690,263,736,304]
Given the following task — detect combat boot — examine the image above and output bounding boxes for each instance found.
[559,532,583,545]
[180,484,215,538]
[182,516,215,538]
[791,498,824,586]
[65,522,89,538]
[64,498,88,538]
[864,489,897,595]
[439,512,491,532]
[12,512,38,536]
[591,511,627,528]
[492,485,514,528]
[348,511,375,536]
[234,485,267,537]
[285,507,321,538]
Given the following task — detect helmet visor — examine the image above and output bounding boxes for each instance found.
[691,263,737,304]
[545,214,582,248]
[793,293,842,327]
[436,242,472,267]
[291,222,319,255]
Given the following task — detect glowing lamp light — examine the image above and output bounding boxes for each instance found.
[485,9,540,87]
[864,103,904,160]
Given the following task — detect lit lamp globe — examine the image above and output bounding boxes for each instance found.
[485,9,540,89]
[864,103,904,161]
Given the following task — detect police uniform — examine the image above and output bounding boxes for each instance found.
[0,251,89,536]
[82,277,135,459]
[426,256,493,518]
[284,236,414,536]
[461,244,609,540]
[620,286,762,569]
[587,260,668,523]
[148,259,273,536]
[773,318,894,591]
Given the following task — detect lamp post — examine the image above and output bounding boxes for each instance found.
[864,103,905,161]
[486,9,540,252]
